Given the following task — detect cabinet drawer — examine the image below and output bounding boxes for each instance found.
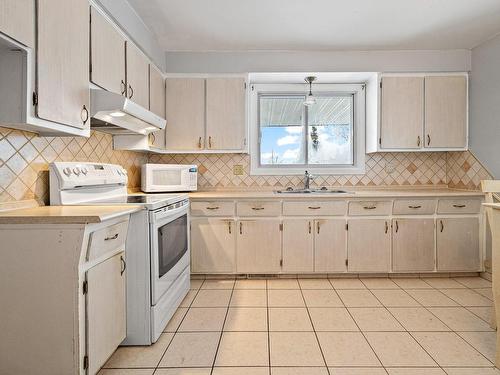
[87,220,129,261]
[348,201,392,216]
[283,201,346,216]
[237,201,281,216]
[393,199,436,215]
[191,201,235,216]
[437,199,482,214]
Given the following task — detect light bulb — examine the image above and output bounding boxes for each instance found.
[304,93,316,106]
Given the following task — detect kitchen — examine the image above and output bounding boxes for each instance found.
[1,0,500,374]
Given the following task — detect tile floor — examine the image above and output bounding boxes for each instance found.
[100,276,500,375]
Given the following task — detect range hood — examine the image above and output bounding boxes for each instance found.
[90,88,166,135]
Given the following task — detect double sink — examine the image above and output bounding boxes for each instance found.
[275,187,351,194]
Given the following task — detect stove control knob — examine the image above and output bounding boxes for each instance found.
[81,167,88,175]
[63,167,72,176]
[73,167,81,176]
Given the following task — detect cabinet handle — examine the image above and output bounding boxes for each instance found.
[308,206,321,210]
[81,105,89,124]
[228,221,232,234]
[440,220,444,232]
[308,221,312,234]
[385,221,388,234]
[198,137,202,149]
[206,206,220,210]
[208,136,212,148]
[317,222,320,234]
[105,233,119,241]
[417,136,421,147]
[427,134,431,146]
[120,255,126,275]
[364,205,377,210]
[395,220,399,233]
[148,133,156,146]
[408,205,422,209]
[251,207,264,211]
[121,80,126,96]
[239,222,243,235]
[128,84,134,99]
[453,204,466,208]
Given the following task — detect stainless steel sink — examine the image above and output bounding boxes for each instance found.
[275,187,350,194]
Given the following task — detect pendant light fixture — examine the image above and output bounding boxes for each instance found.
[303,76,317,106]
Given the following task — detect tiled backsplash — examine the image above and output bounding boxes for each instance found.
[0,124,492,205]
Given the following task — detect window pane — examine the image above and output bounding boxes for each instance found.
[308,96,353,165]
[259,96,305,165]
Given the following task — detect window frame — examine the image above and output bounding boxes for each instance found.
[249,83,366,175]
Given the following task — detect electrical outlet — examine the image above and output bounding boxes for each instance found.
[233,165,244,175]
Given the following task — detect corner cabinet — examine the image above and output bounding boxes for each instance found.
[368,73,468,152]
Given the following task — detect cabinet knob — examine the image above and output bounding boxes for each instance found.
[317,222,320,234]
[427,134,431,146]
[239,222,243,235]
[128,84,134,99]
[363,205,377,210]
[81,105,89,124]
[208,136,213,148]
[120,255,126,276]
[417,136,421,147]
[121,80,126,96]
[385,221,388,234]
[408,205,422,209]
[452,204,466,208]
[440,220,444,232]
[308,221,312,234]
[395,220,399,233]
[198,137,202,149]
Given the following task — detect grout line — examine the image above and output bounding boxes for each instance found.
[266,280,271,375]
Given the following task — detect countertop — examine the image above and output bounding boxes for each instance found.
[484,203,500,210]
[189,187,484,199]
[0,205,142,224]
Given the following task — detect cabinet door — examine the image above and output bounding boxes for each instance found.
[237,219,281,273]
[392,218,435,272]
[425,76,467,148]
[0,0,34,47]
[126,41,149,109]
[37,0,89,129]
[191,218,235,273]
[315,219,347,273]
[282,219,313,272]
[149,65,166,148]
[380,77,424,149]
[206,78,246,150]
[165,78,206,150]
[437,217,480,271]
[348,219,391,272]
[90,7,126,95]
[87,252,126,375]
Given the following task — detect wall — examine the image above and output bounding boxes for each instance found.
[0,127,146,204]
[469,33,500,178]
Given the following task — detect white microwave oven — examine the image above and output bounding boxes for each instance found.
[141,164,198,192]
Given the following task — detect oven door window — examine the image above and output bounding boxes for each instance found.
[157,214,188,278]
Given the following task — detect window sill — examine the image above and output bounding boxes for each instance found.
[250,165,366,176]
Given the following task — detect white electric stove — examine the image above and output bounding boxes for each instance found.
[49,162,190,345]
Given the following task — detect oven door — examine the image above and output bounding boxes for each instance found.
[150,201,190,305]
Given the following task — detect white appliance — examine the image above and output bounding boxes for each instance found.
[141,164,198,193]
[49,162,190,345]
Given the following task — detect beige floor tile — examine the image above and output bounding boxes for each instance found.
[428,307,493,331]
[454,276,492,288]
[215,332,269,366]
[329,369,387,375]
[159,332,219,367]
[272,368,329,375]
[234,279,267,289]
[330,278,367,290]
[269,307,313,331]
[178,307,227,332]
[213,368,269,375]
[391,278,433,289]
[348,307,404,331]
[440,288,492,307]
[104,333,173,368]
[98,370,155,375]
[337,290,382,307]
[371,289,419,307]
[268,289,305,307]
[201,279,235,289]
[422,277,466,289]
[474,288,494,300]
[412,332,492,367]
[467,306,495,323]
[309,308,359,331]
[361,278,399,289]
[364,332,436,367]
[302,289,344,307]
[317,332,380,367]
[191,289,232,307]
[179,290,197,307]
[268,278,300,289]
[155,369,212,375]
[269,332,325,366]
[458,331,497,362]
[230,289,267,307]
[406,289,458,307]
[299,278,333,289]
[189,279,204,289]
[164,307,188,332]
[224,307,268,331]
[388,307,450,331]
[386,369,445,375]
[443,368,500,375]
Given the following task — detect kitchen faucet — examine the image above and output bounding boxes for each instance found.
[304,170,314,190]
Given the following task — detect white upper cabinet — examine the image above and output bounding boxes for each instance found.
[36,0,90,130]
[0,0,35,47]
[90,7,126,96]
[424,76,467,148]
[126,41,150,109]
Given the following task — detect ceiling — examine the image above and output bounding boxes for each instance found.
[127,0,500,52]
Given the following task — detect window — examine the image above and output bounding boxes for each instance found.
[250,83,365,175]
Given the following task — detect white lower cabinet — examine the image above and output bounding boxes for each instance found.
[282,219,314,272]
[86,252,126,375]
[392,218,435,272]
[437,217,480,271]
[314,219,347,273]
[347,219,391,272]
[236,219,282,273]
[191,218,235,273]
